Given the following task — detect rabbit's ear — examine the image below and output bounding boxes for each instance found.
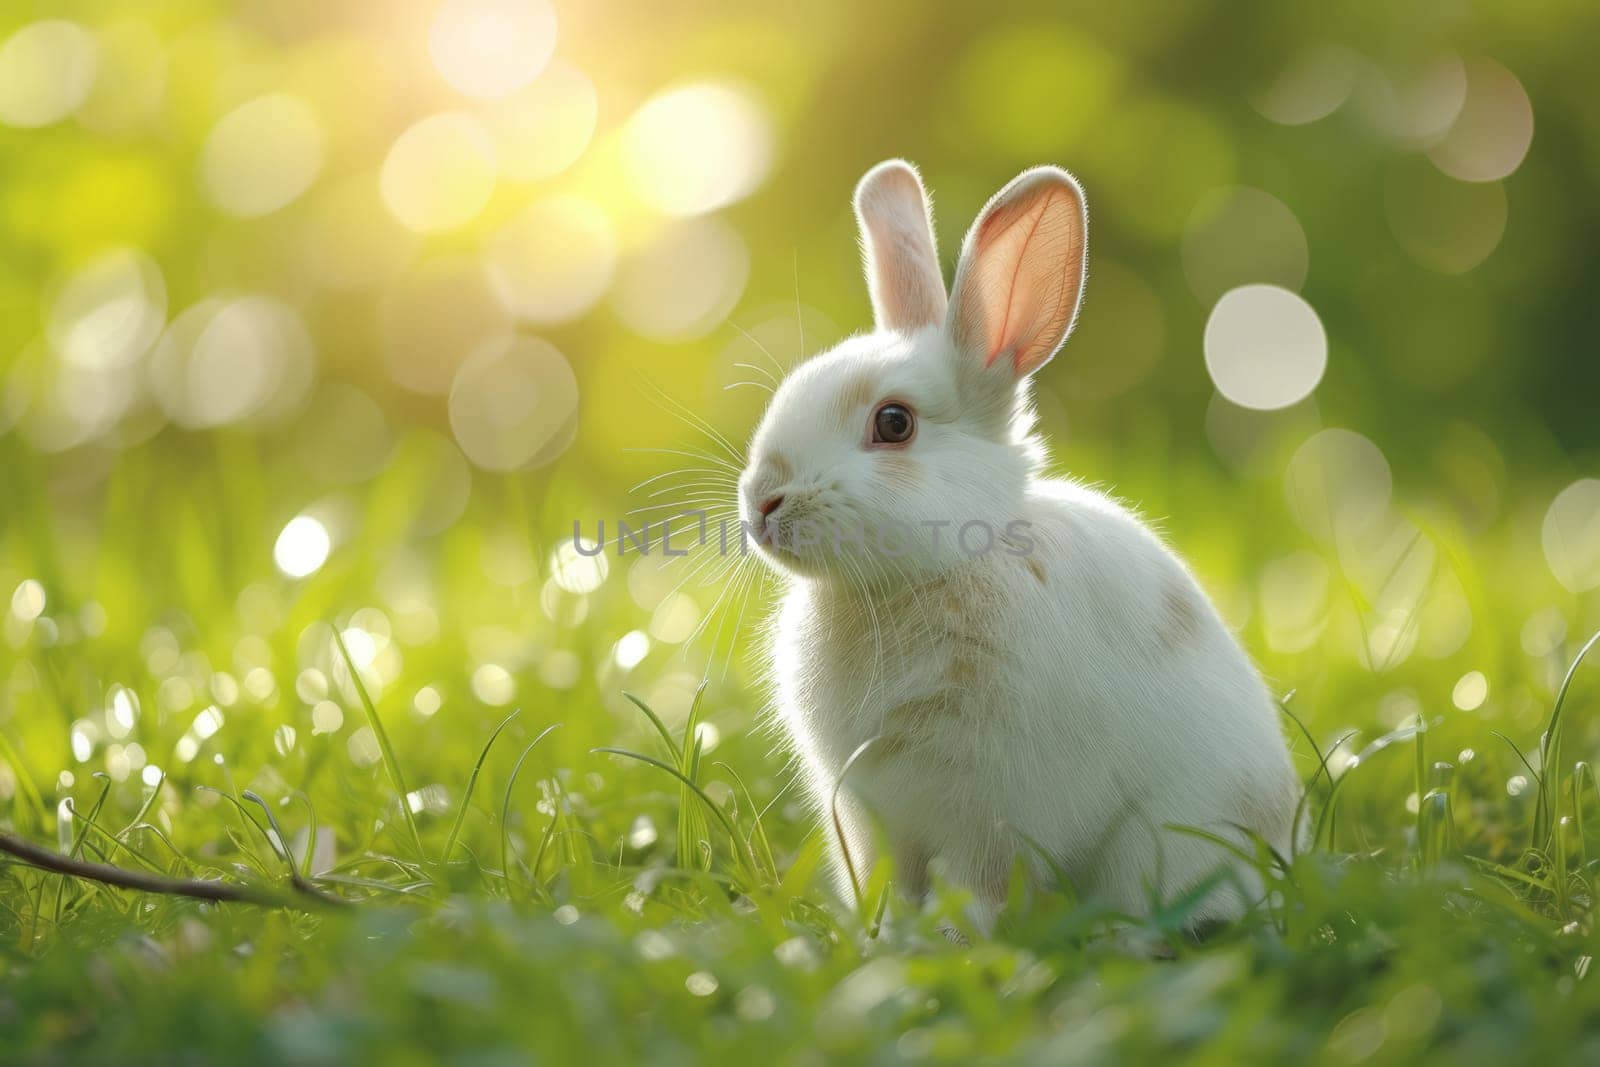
[854,160,947,333]
[948,167,1087,378]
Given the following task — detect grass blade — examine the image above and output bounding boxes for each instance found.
[592,746,756,885]
[622,691,679,756]
[1533,628,1600,847]
[498,724,562,891]
[442,709,521,866]
[332,626,425,863]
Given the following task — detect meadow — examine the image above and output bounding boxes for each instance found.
[3,1,1600,1063]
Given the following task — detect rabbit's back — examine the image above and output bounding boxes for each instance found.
[772,478,1299,919]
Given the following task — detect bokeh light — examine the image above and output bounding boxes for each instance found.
[448,336,579,471]
[1452,670,1489,711]
[274,515,331,579]
[470,663,516,705]
[74,20,164,135]
[298,173,421,291]
[1384,159,1507,274]
[199,94,325,218]
[1541,479,1600,593]
[550,540,607,594]
[482,59,597,182]
[1182,187,1309,303]
[486,197,616,324]
[428,0,557,101]
[0,20,98,128]
[1285,428,1394,544]
[47,248,167,371]
[291,386,394,486]
[621,83,773,217]
[1250,44,1361,126]
[1203,285,1327,411]
[380,112,498,233]
[612,216,750,342]
[149,297,315,428]
[1356,54,1467,148]
[11,579,46,622]
[1259,551,1331,654]
[382,256,512,395]
[1427,58,1534,182]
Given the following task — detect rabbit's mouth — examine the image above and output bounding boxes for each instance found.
[747,504,830,572]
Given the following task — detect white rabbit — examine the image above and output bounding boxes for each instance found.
[738,160,1301,934]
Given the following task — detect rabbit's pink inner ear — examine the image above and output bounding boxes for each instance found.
[854,161,948,333]
[952,170,1087,377]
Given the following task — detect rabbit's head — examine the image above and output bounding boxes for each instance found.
[740,161,1087,582]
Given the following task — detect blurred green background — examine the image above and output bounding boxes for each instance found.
[2,0,1600,1060]
[2,0,1596,772]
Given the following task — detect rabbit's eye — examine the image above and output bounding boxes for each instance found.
[871,403,915,445]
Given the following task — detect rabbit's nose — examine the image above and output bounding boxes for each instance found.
[758,494,785,519]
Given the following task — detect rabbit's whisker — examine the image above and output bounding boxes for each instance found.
[731,361,779,386]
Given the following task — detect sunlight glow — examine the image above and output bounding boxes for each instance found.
[621,83,774,217]
[484,60,597,181]
[613,217,750,342]
[486,197,616,324]
[428,0,556,100]
[380,113,497,233]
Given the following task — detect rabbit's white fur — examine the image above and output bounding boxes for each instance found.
[739,161,1299,932]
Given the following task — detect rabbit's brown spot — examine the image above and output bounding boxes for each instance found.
[1025,556,1047,585]
[887,691,964,728]
[879,453,919,485]
[865,732,915,763]
[833,372,881,426]
[1159,579,1203,649]
[945,653,977,686]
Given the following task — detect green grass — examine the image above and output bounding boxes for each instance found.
[1,431,1599,1065]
